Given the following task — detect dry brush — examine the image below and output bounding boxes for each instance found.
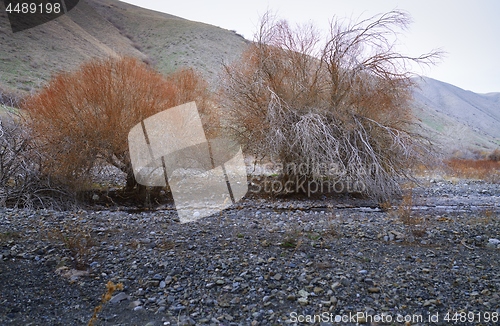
[220,11,442,201]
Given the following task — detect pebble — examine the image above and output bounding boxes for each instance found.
[297,297,309,305]
[487,238,500,248]
[298,289,309,298]
[110,292,130,304]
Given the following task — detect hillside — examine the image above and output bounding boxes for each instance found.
[0,0,498,156]
[412,77,500,156]
[0,0,247,95]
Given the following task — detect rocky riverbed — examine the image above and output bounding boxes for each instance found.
[1,176,499,326]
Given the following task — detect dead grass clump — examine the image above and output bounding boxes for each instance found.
[386,188,428,239]
[397,190,413,225]
[445,158,500,182]
[42,220,95,270]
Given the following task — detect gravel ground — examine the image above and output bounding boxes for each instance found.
[0,177,499,326]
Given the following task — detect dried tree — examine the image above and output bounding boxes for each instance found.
[220,11,442,201]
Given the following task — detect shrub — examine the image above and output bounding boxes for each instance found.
[0,111,73,208]
[0,113,30,206]
[488,149,500,162]
[220,11,441,201]
[22,57,215,191]
[0,86,21,108]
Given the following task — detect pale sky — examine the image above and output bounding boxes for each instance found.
[121,0,500,94]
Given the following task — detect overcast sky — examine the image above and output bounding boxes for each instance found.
[121,0,500,93]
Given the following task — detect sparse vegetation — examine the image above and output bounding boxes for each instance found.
[88,281,124,326]
[221,11,441,201]
[488,149,500,162]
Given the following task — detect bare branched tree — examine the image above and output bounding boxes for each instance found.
[0,112,74,209]
[220,11,442,201]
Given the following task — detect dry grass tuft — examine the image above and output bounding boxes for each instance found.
[385,188,428,240]
[88,281,124,326]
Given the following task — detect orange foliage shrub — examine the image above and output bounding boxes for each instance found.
[446,158,500,182]
[22,57,214,189]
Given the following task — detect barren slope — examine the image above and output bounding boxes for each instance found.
[412,77,500,155]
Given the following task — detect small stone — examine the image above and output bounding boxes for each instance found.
[363,278,375,286]
[171,304,186,312]
[359,270,368,275]
[297,297,309,305]
[129,300,142,308]
[331,282,341,290]
[179,316,196,326]
[286,294,296,301]
[313,287,323,294]
[146,280,159,287]
[367,287,380,293]
[273,273,282,281]
[298,289,309,298]
[159,281,166,288]
[110,292,130,304]
[216,279,225,285]
[423,299,437,307]
[487,239,500,248]
[340,277,350,286]
[391,231,405,240]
